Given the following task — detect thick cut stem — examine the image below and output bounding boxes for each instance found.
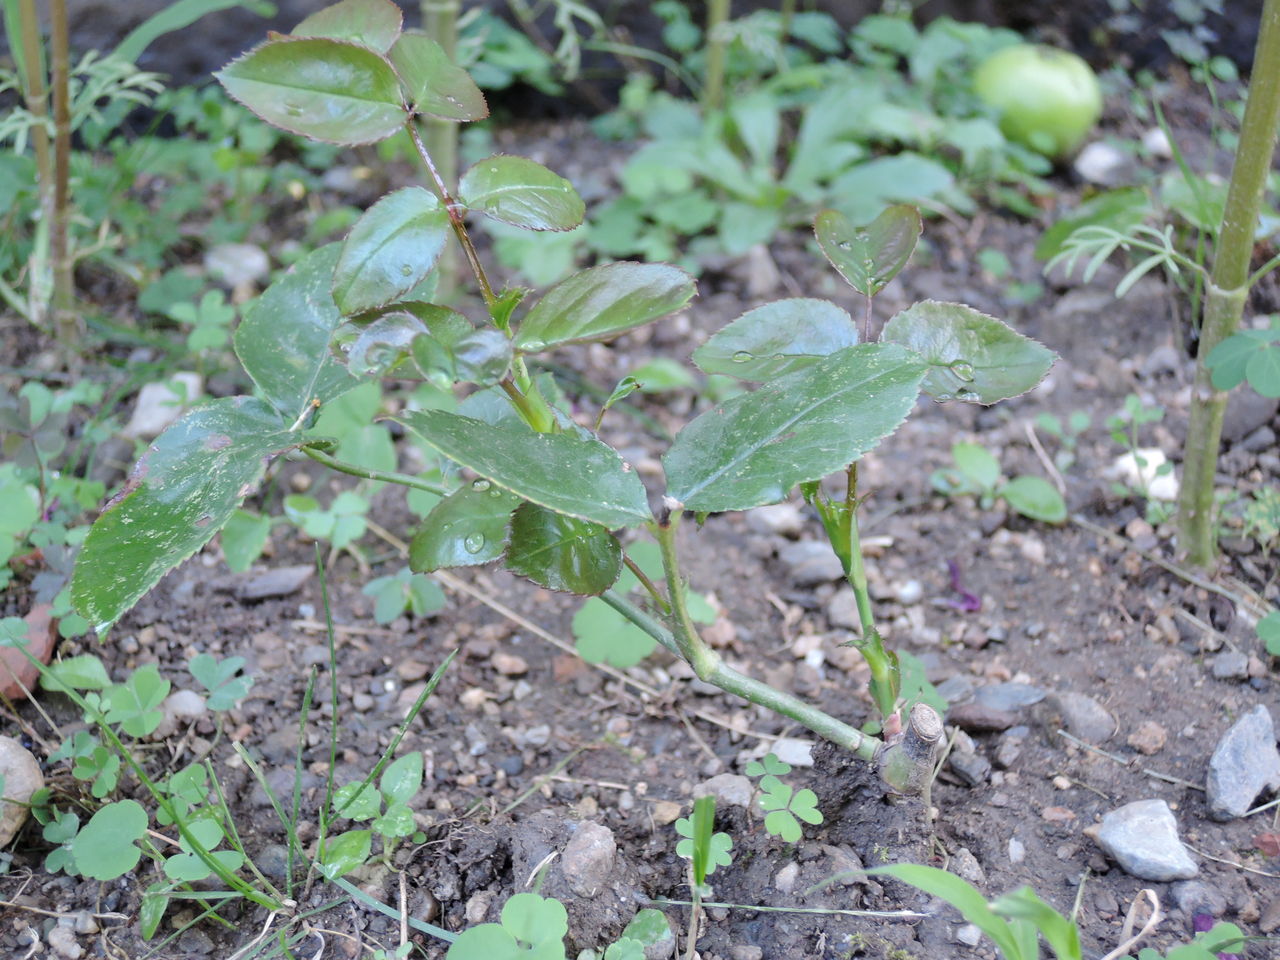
[702,0,731,113]
[1177,0,1280,566]
[421,0,461,299]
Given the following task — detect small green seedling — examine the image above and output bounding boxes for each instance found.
[1259,610,1280,658]
[1105,394,1175,523]
[362,565,448,624]
[1205,314,1280,399]
[1035,410,1091,472]
[326,751,425,876]
[746,752,823,843]
[188,652,254,710]
[165,289,238,354]
[162,817,245,882]
[674,795,733,895]
[1241,487,1280,557]
[446,892,568,960]
[931,441,1066,524]
[283,490,370,550]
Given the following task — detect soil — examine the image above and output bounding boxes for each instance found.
[2,91,1279,960]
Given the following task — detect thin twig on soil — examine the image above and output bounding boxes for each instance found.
[0,901,128,923]
[1184,843,1280,879]
[1072,514,1268,618]
[1025,420,1067,495]
[1056,729,1205,792]
[650,898,927,920]
[1099,889,1162,960]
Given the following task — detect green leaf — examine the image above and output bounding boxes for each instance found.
[216,36,407,145]
[111,0,272,65]
[188,653,253,710]
[409,483,520,571]
[814,205,922,298]
[990,887,1081,960]
[1259,610,1280,657]
[447,925,521,959]
[763,810,802,843]
[105,664,170,736]
[399,411,651,528]
[293,0,402,53]
[867,864,1024,960]
[514,262,696,351]
[881,301,1055,404]
[318,829,373,879]
[1246,342,1280,398]
[163,818,243,882]
[380,752,423,805]
[389,31,488,120]
[572,599,657,668]
[504,503,622,594]
[620,909,674,949]
[71,800,148,881]
[71,397,300,632]
[952,442,1000,491]
[1000,475,1067,524]
[139,881,169,940]
[1206,331,1264,391]
[221,509,272,573]
[460,155,585,231]
[501,893,569,948]
[692,299,859,381]
[664,343,927,513]
[333,782,382,820]
[372,802,416,838]
[41,654,111,693]
[235,245,361,423]
[333,188,449,315]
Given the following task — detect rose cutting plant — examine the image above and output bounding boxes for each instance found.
[68,0,1055,794]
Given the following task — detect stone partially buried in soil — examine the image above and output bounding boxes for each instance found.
[0,736,44,847]
[1205,704,1280,821]
[1036,691,1116,744]
[237,564,313,600]
[1091,798,1198,881]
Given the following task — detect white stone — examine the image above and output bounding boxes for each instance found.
[1094,799,1198,880]
[1142,127,1173,158]
[204,242,270,288]
[770,738,814,767]
[1107,448,1179,501]
[1073,141,1131,186]
[121,373,203,440]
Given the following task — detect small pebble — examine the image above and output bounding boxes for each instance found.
[1008,837,1025,864]
[1210,650,1249,681]
[491,653,529,676]
[1092,798,1198,880]
[1127,721,1167,755]
[774,861,799,894]
[956,923,982,947]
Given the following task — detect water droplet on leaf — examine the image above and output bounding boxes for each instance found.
[463,533,485,554]
[471,479,491,492]
[731,350,755,363]
[934,393,954,403]
[950,360,976,382]
[400,264,413,277]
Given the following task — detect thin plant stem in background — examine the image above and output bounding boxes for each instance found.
[1177,0,1280,566]
[49,0,78,352]
[702,0,730,112]
[421,0,462,299]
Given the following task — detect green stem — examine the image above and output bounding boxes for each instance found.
[421,0,461,300]
[406,119,497,312]
[654,513,719,676]
[1177,0,1280,566]
[623,553,669,612]
[702,0,731,113]
[843,469,875,637]
[302,446,447,495]
[601,578,882,761]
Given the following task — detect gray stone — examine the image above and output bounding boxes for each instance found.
[1039,691,1116,743]
[1008,837,1025,864]
[994,737,1022,770]
[1206,705,1280,821]
[48,925,82,960]
[771,738,814,767]
[1093,799,1198,880]
[204,242,270,288]
[973,682,1046,712]
[1242,426,1276,453]
[778,540,844,586]
[745,502,804,537]
[561,822,616,897]
[1170,879,1227,918]
[1210,650,1249,681]
[826,587,862,630]
[1223,390,1278,445]
[935,674,976,705]
[257,843,293,880]
[956,923,983,947]
[773,861,799,894]
[71,912,98,936]
[0,736,44,848]
[696,774,753,809]
[895,580,923,605]
[948,702,1019,733]
[952,847,986,885]
[239,564,313,600]
[121,373,203,440]
[948,751,992,787]
[164,689,208,722]
[729,947,763,960]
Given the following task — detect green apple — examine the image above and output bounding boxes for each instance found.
[973,43,1103,160]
